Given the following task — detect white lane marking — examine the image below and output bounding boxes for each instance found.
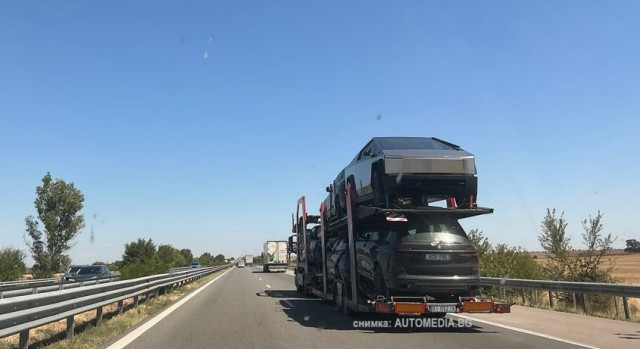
[283,299,295,308]
[266,284,271,288]
[450,314,600,349]
[259,278,262,281]
[107,268,233,349]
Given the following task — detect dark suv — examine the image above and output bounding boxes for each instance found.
[354,213,480,302]
[326,236,350,292]
[65,265,112,281]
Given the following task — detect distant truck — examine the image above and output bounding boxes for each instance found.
[262,241,288,272]
[245,255,254,267]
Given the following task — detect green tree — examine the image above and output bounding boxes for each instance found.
[567,211,615,283]
[213,254,226,265]
[0,247,27,281]
[197,252,215,266]
[119,254,169,279]
[24,172,85,277]
[123,238,156,266]
[180,248,194,263]
[468,228,490,260]
[482,244,542,279]
[538,209,571,280]
[158,244,187,267]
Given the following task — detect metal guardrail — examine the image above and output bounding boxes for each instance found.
[0,264,231,348]
[480,277,640,320]
[0,279,59,288]
[0,275,119,299]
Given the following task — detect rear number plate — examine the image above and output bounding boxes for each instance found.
[425,254,451,261]
[428,305,457,313]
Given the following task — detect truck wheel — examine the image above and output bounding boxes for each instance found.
[347,178,357,206]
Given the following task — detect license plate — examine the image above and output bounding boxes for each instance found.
[428,304,457,313]
[425,253,451,261]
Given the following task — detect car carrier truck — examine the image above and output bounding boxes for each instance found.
[290,184,510,316]
[262,241,288,272]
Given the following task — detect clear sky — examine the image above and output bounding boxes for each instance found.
[1,1,639,265]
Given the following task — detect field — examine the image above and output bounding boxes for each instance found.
[530,250,640,284]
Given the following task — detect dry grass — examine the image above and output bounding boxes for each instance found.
[500,284,640,323]
[532,252,640,284]
[0,269,227,349]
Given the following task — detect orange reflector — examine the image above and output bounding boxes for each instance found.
[394,302,426,314]
[461,300,494,313]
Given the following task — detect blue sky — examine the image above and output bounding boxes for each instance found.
[1,1,639,265]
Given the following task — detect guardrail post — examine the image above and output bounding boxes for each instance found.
[32,287,38,295]
[572,293,576,309]
[118,300,124,315]
[623,296,630,320]
[614,297,619,318]
[581,294,588,314]
[134,295,139,307]
[520,289,526,305]
[19,330,29,349]
[548,291,554,307]
[66,315,75,338]
[96,306,103,326]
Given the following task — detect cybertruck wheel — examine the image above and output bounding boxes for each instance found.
[372,169,385,207]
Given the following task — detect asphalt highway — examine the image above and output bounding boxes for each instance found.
[103,266,631,349]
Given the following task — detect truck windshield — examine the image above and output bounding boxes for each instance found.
[377,138,456,151]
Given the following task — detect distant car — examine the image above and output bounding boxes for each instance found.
[237,261,245,268]
[62,265,85,281]
[325,137,478,217]
[66,265,111,281]
[190,262,201,268]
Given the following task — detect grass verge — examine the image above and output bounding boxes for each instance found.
[0,268,229,349]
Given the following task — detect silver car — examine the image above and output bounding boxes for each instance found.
[326,137,477,216]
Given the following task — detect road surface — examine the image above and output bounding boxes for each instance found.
[103,266,639,349]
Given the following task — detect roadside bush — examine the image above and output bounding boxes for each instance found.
[119,255,169,280]
[0,247,27,281]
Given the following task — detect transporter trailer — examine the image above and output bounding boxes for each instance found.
[291,183,510,316]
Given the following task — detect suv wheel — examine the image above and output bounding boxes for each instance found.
[374,267,387,299]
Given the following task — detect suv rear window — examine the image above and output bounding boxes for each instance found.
[382,216,471,245]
